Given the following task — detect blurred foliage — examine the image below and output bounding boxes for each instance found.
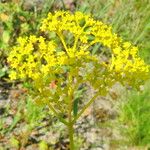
[117,81,150,146]
[39,140,49,150]
[0,97,46,135]
[0,95,54,149]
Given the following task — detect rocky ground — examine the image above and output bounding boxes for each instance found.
[0,78,127,150]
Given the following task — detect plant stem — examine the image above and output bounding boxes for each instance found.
[68,122,74,150]
[67,73,75,150]
[57,32,69,56]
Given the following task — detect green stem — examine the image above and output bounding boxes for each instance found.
[72,92,100,124]
[57,32,69,55]
[67,74,75,150]
[83,41,96,51]
[73,36,79,51]
[68,122,74,150]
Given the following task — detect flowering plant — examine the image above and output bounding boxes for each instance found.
[7,11,149,149]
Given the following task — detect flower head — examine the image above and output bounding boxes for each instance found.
[8,11,149,100]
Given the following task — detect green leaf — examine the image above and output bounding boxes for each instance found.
[0,69,6,78]
[8,112,21,132]
[23,82,33,89]
[84,26,91,32]
[2,31,10,44]
[92,43,101,55]
[79,18,86,27]
[87,34,95,42]
[73,99,79,117]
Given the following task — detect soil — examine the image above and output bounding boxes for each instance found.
[0,78,125,150]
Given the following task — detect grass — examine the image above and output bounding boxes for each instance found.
[0,94,56,149]
[0,96,46,135]
[117,81,150,147]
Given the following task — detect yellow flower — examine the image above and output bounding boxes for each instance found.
[9,71,17,80]
[8,11,149,95]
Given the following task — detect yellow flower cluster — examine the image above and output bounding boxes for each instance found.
[40,11,121,48]
[8,11,149,95]
[7,35,92,81]
[109,42,149,87]
[8,36,56,80]
[111,42,149,73]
